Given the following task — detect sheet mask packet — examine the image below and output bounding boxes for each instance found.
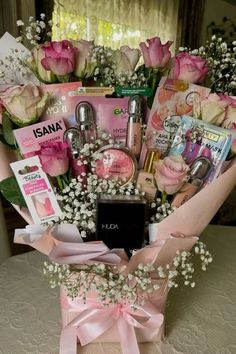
[39,82,83,120]
[39,84,150,144]
[13,116,67,157]
[139,77,211,167]
[168,115,233,183]
[10,156,62,224]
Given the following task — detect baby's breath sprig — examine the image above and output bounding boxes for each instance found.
[0,49,33,84]
[16,13,53,46]
[91,45,115,86]
[91,45,148,87]
[52,174,144,239]
[149,198,176,223]
[184,35,236,95]
[50,128,145,238]
[43,242,213,306]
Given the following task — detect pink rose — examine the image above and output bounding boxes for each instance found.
[200,93,227,125]
[170,52,208,83]
[220,95,236,129]
[30,45,56,83]
[41,40,77,76]
[0,104,2,124]
[111,45,141,75]
[139,37,173,69]
[154,155,189,194]
[37,142,69,177]
[219,95,236,153]
[230,122,236,153]
[0,84,49,126]
[120,45,141,70]
[71,39,95,78]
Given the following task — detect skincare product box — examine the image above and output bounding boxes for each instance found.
[10,156,61,223]
[169,115,233,183]
[139,77,211,167]
[14,116,66,157]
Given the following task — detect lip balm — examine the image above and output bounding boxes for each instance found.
[126,95,144,158]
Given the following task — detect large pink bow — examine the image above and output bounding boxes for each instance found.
[60,290,164,354]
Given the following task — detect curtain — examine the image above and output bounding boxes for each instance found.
[52,0,179,50]
[177,0,205,49]
[0,0,35,38]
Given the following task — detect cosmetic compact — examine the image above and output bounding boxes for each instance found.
[95,144,137,186]
[96,194,146,250]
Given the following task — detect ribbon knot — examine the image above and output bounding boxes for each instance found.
[60,292,164,354]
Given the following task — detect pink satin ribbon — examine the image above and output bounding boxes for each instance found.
[60,293,164,354]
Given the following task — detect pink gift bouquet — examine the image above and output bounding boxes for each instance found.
[0,14,236,354]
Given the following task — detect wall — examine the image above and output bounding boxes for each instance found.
[201,0,236,43]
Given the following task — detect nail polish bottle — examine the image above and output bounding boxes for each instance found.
[171,156,212,208]
[126,95,144,158]
[63,127,87,178]
[75,101,97,144]
[136,148,161,201]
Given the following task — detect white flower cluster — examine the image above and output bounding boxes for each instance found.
[115,71,147,88]
[16,13,53,46]
[91,45,147,87]
[51,129,144,238]
[53,174,143,238]
[0,49,32,84]
[91,45,114,86]
[187,35,236,95]
[149,199,175,222]
[43,241,213,306]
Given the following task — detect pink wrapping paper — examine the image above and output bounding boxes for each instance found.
[14,217,199,354]
[60,286,167,353]
[2,136,236,353]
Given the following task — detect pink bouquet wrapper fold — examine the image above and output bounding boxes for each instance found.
[149,161,236,242]
[10,148,236,354]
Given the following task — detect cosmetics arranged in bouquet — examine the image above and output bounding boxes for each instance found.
[11,87,234,251]
[39,82,150,144]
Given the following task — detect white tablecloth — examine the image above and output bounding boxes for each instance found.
[0,225,236,354]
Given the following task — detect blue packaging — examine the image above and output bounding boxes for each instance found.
[169,115,233,183]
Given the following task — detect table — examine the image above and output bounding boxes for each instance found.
[0,225,236,354]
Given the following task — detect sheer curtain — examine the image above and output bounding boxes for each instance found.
[52,0,179,50]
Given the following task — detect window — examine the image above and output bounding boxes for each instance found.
[52,0,180,50]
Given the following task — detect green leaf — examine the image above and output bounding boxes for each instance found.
[0,176,27,207]
[2,112,16,146]
[0,133,16,149]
